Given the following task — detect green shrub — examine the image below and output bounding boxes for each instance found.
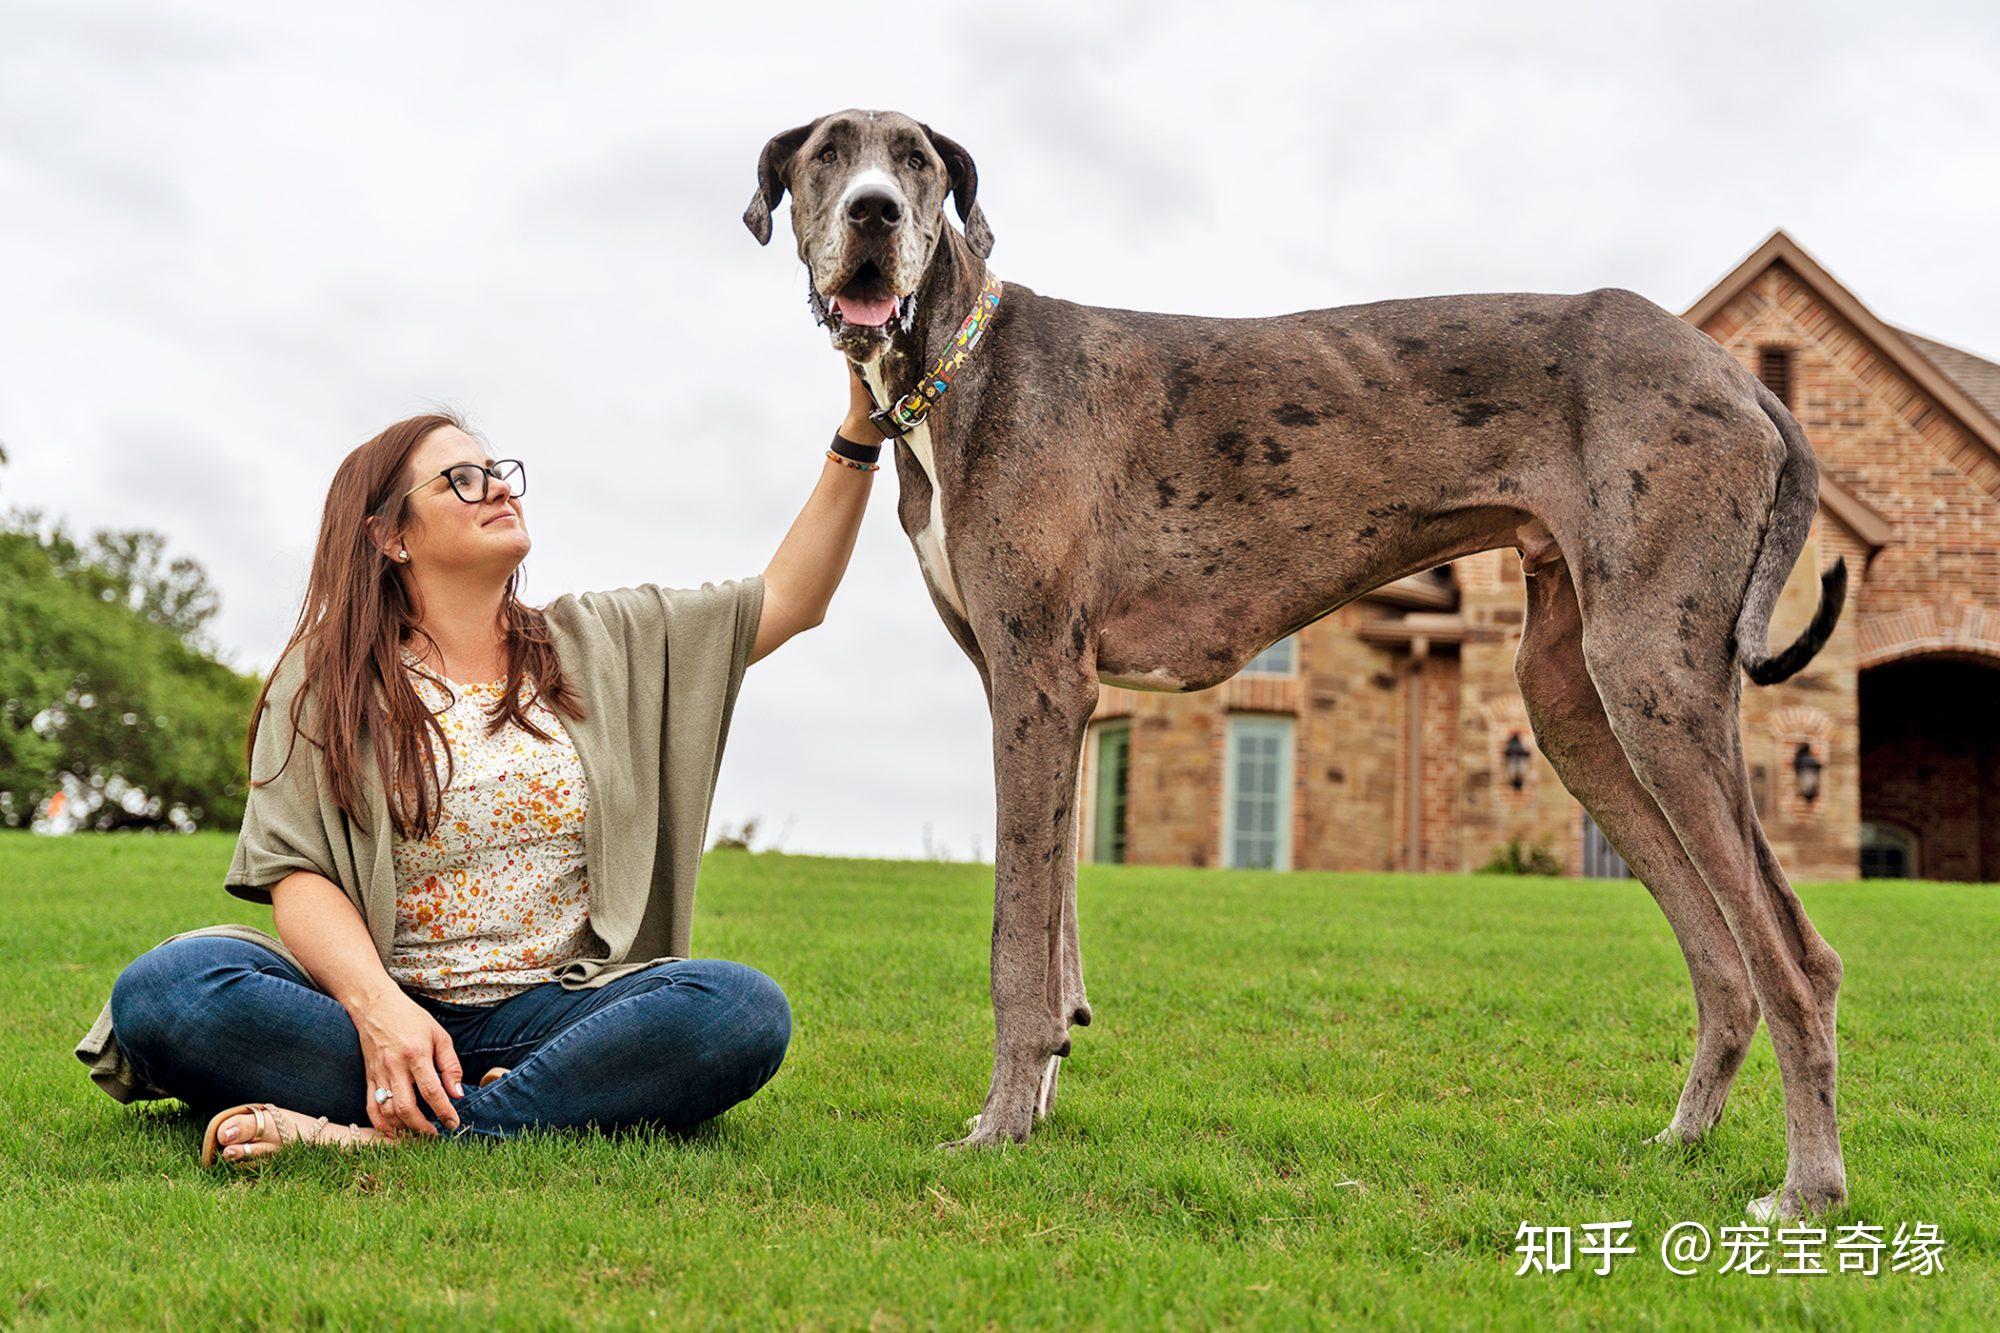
[1479,835,1565,876]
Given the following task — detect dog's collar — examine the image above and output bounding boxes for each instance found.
[867,276,1004,440]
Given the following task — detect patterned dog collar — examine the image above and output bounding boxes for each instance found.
[868,276,1004,440]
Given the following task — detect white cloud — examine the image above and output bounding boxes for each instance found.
[2,0,1995,859]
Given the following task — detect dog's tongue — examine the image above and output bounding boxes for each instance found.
[833,293,898,327]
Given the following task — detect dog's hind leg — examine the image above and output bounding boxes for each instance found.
[946,652,1099,1148]
[1571,554,1846,1219]
[1515,554,1760,1144]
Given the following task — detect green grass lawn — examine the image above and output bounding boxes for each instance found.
[3,833,1995,1329]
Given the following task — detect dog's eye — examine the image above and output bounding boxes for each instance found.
[817,146,838,165]
[907,152,927,170]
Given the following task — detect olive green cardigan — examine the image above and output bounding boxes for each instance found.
[73,576,765,1104]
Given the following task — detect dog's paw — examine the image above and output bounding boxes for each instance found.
[1648,1110,1722,1147]
[1746,1182,1847,1223]
[939,1109,1032,1150]
[936,1112,1024,1144]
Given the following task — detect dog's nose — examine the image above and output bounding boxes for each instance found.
[845,185,903,233]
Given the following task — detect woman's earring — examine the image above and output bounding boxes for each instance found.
[398,549,409,562]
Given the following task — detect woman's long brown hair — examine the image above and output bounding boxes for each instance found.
[245,411,584,840]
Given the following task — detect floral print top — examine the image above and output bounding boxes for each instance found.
[387,653,605,1004]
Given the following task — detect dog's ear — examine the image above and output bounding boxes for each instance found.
[743,121,815,246]
[921,124,994,259]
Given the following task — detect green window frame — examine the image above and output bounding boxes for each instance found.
[1090,721,1131,864]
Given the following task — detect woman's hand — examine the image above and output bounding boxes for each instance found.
[348,989,466,1137]
[842,366,886,444]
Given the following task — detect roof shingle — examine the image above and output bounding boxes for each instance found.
[1897,328,2000,430]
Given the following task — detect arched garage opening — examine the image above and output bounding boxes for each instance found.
[1859,655,2000,881]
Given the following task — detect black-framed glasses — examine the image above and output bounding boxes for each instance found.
[402,458,527,504]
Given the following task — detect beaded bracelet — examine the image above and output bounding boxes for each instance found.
[826,449,879,473]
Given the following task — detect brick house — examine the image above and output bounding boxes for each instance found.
[1079,231,2000,882]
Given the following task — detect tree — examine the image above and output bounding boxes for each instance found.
[0,513,259,831]
[17,514,222,652]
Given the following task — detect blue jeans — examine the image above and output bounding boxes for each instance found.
[108,936,791,1140]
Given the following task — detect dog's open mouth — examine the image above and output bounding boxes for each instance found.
[833,261,898,326]
[817,261,916,337]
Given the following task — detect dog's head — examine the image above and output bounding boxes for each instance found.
[743,109,992,359]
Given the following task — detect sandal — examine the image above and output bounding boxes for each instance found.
[200,1101,361,1168]
[478,1066,510,1088]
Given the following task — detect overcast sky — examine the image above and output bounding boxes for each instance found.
[3,0,1996,860]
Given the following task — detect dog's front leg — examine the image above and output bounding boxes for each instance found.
[945,662,1096,1149]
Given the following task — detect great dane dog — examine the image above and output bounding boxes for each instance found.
[744,109,1850,1219]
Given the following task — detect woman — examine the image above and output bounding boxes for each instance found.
[96,370,887,1164]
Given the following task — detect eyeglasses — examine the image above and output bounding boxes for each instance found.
[402,458,527,505]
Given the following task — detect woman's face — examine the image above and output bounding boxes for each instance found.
[396,426,530,575]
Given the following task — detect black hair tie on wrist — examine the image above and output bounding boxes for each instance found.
[830,430,883,466]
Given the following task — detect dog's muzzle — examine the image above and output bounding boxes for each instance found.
[809,281,917,342]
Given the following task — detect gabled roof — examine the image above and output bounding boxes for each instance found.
[1898,328,2000,428]
[1682,229,2000,479]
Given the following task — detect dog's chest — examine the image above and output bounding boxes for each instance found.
[861,363,967,620]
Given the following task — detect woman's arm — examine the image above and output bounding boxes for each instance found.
[271,870,398,1010]
[271,869,467,1137]
[750,368,886,665]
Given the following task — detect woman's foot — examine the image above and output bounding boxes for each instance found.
[207,1102,389,1165]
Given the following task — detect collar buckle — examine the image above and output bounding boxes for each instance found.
[869,402,920,440]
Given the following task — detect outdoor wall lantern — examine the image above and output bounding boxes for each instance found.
[1503,732,1531,791]
[1793,742,1823,803]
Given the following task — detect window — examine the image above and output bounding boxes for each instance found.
[1223,715,1295,869]
[1090,721,1130,864]
[1241,633,1298,677]
[1860,821,1916,880]
[1757,346,1794,409]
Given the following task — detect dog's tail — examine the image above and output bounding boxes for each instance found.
[1736,380,1846,686]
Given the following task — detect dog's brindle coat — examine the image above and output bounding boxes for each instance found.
[747,110,1850,1218]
